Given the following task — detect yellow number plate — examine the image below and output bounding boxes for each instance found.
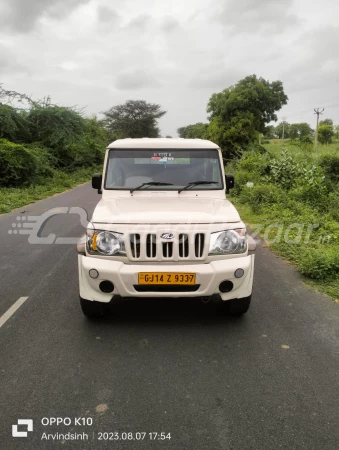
[138,272,196,285]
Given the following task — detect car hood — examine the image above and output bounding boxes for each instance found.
[92,197,241,224]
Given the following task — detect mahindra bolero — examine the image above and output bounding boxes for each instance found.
[77,138,255,318]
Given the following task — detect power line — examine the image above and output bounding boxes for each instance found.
[322,104,339,109]
[283,108,315,118]
[281,104,339,120]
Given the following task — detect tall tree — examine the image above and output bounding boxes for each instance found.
[206,75,288,158]
[177,123,208,139]
[275,122,291,139]
[318,119,333,144]
[289,123,313,139]
[319,118,333,127]
[318,125,334,144]
[102,100,166,138]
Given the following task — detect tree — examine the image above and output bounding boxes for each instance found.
[177,123,208,139]
[0,104,31,143]
[289,123,313,139]
[206,75,288,158]
[264,125,277,139]
[26,105,87,167]
[208,112,257,159]
[102,100,166,138]
[275,121,291,139]
[318,125,334,144]
[319,118,333,127]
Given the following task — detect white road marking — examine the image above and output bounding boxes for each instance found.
[0,297,29,329]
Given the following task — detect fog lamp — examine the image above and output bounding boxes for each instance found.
[89,269,99,279]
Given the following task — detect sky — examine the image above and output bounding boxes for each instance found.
[1,0,339,136]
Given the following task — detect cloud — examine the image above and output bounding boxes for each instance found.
[97,5,119,24]
[0,0,90,32]
[126,14,152,30]
[115,70,161,90]
[161,16,180,33]
[281,26,339,93]
[215,0,299,34]
[0,44,27,74]
[0,0,339,136]
[189,66,244,90]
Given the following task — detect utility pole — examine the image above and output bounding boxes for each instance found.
[314,108,324,149]
[282,116,286,144]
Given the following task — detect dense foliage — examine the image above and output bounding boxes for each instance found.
[318,124,334,144]
[266,122,314,140]
[178,75,288,160]
[177,123,208,139]
[0,85,112,187]
[102,100,166,139]
[227,141,339,298]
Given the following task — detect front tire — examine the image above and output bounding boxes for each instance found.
[218,295,252,316]
[80,297,105,318]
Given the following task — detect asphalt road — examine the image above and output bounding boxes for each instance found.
[1,183,339,450]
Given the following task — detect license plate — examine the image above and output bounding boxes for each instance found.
[138,272,196,285]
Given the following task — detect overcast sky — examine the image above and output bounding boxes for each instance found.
[1,0,339,136]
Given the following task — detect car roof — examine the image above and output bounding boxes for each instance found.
[107,138,219,149]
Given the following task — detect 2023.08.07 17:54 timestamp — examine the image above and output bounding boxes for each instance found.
[97,432,171,441]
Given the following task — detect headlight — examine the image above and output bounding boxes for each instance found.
[86,223,125,256]
[209,229,247,255]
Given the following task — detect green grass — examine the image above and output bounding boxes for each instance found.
[231,201,339,301]
[265,139,339,161]
[0,166,101,215]
[227,140,339,302]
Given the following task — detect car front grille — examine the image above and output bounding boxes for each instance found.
[128,233,206,261]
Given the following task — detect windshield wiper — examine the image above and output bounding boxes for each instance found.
[130,182,173,194]
[178,181,218,194]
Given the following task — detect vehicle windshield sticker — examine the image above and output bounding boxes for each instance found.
[153,152,172,157]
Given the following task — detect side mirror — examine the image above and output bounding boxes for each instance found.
[92,174,102,194]
[225,174,235,194]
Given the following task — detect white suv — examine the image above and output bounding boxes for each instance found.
[77,138,255,317]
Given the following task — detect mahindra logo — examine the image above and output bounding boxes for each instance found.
[160,233,174,240]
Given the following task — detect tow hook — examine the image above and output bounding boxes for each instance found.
[201,296,211,303]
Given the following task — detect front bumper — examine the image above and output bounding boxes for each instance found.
[78,254,255,303]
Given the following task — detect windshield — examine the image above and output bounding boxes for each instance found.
[105,149,223,190]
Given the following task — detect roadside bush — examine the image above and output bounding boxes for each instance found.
[27,105,86,167]
[300,136,313,144]
[239,183,282,210]
[230,141,339,298]
[290,185,327,210]
[235,148,271,174]
[289,136,313,149]
[64,141,104,170]
[61,117,106,170]
[232,170,258,195]
[25,143,55,180]
[0,105,31,143]
[270,149,299,189]
[291,165,328,208]
[326,192,339,221]
[299,248,339,280]
[319,153,339,182]
[0,139,38,187]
